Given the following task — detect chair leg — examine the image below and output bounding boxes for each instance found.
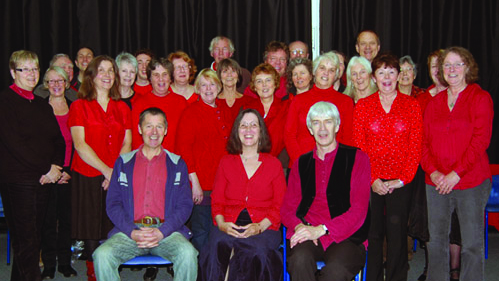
[485,211,488,259]
[7,230,10,265]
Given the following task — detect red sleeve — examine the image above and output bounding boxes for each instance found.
[400,100,423,184]
[353,100,368,157]
[336,97,355,147]
[68,100,86,127]
[118,101,132,130]
[211,156,229,224]
[284,98,303,165]
[175,106,197,174]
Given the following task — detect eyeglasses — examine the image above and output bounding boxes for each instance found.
[48,79,66,85]
[400,67,414,73]
[174,65,191,71]
[269,56,287,64]
[443,62,465,70]
[291,49,305,56]
[16,67,39,74]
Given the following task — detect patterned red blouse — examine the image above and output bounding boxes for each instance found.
[353,91,422,184]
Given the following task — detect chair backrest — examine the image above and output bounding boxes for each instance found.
[0,194,4,217]
[488,175,499,206]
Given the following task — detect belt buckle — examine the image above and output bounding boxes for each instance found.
[142,216,154,227]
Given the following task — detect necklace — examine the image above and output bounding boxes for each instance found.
[241,154,258,163]
[448,84,466,109]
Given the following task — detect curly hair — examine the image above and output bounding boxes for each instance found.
[437,46,479,87]
[167,51,198,83]
[263,41,289,62]
[226,109,271,154]
[249,63,280,93]
[286,58,313,94]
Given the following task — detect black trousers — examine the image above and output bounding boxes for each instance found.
[366,181,413,281]
[288,239,366,281]
[0,181,50,281]
[41,182,72,268]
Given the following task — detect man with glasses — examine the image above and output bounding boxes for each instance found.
[289,41,310,59]
[34,54,78,101]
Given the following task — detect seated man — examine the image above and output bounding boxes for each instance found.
[93,107,198,281]
[281,101,371,281]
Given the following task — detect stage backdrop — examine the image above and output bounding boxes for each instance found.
[0,0,497,161]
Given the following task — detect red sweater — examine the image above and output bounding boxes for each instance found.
[284,85,355,166]
[353,91,422,184]
[175,99,231,191]
[421,83,493,189]
[245,97,289,157]
[131,89,188,152]
[220,94,256,123]
[211,153,286,231]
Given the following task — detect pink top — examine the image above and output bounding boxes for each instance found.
[133,146,167,220]
[55,113,72,167]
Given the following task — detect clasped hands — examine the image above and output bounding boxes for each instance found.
[289,223,326,248]
[371,178,403,195]
[430,170,460,194]
[131,227,164,248]
[218,221,261,238]
[39,164,64,185]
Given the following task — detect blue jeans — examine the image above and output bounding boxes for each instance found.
[426,179,491,281]
[93,231,198,281]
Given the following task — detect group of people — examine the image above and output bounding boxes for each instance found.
[0,29,493,281]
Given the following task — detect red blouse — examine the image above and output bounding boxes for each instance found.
[175,99,232,191]
[131,89,188,152]
[211,153,286,231]
[284,85,355,166]
[353,91,422,184]
[68,99,132,177]
[244,97,289,157]
[421,83,493,189]
[220,94,256,122]
[133,83,152,97]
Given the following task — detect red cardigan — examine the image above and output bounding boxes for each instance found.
[284,85,355,166]
[421,83,493,189]
[211,153,286,231]
[175,99,231,191]
[244,97,289,157]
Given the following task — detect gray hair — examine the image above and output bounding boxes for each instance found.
[343,56,377,97]
[49,54,73,67]
[209,36,235,53]
[116,52,138,73]
[306,101,341,129]
[399,55,417,77]
[312,51,339,77]
[43,66,70,90]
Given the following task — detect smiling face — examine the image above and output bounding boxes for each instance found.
[373,64,399,95]
[220,66,238,88]
[53,56,74,82]
[93,60,115,92]
[314,60,336,89]
[289,41,309,59]
[46,70,66,98]
[75,48,94,71]
[265,49,287,77]
[139,113,167,150]
[292,64,312,92]
[308,115,339,150]
[172,58,190,84]
[136,54,152,82]
[238,112,260,149]
[150,65,171,96]
[254,73,276,100]
[399,61,415,88]
[198,76,219,106]
[350,63,371,92]
[442,52,467,89]
[10,59,40,91]
[119,62,137,88]
[356,31,380,62]
[429,55,440,85]
[211,39,233,63]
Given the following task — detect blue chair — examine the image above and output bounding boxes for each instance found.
[485,175,499,259]
[121,254,174,276]
[0,194,11,265]
[282,226,365,281]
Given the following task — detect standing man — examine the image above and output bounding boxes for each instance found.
[355,30,380,62]
[134,49,155,96]
[244,40,289,99]
[34,53,78,101]
[281,101,371,281]
[93,107,198,281]
[289,41,310,59]
[72,47,94,90]
[208,36,251,92]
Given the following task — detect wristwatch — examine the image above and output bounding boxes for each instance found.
[322,224,330,235]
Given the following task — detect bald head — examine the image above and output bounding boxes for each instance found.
[355,31,380,62]
[289,41,309,59]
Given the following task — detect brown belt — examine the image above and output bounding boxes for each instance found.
[134,216,165,227]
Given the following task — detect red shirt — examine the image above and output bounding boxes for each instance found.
[281,146,371,250]
[133,146,167,221]
[175,100,231,191]
[131,89,188,152]
[284,85,355,166]
[212,153,286,231]
[69,99,132,177]
[244,76,288,99]
[245,97,289,157]
[133,83,153,96]
[220,94,256,122]
[421,83,493,189]
[353,91,422,184]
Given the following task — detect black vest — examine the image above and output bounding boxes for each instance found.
[296,144,370,245]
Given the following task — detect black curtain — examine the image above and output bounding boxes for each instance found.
[321,0,499,162]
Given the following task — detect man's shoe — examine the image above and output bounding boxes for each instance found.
[58,264,78,277]
[41,267,56,279]
[143,267,159,281]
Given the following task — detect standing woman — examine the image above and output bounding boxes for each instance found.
[168,51,198,103]
[69,55,132,281]
[398,55,425,98]
[115,52,138,108]
[284,57,314,100]
[353,53,422,281]
[175,69,232,251]
[0,50,65,281]
[343,56,377,103]
[40,66,77,279]
[421,47,493,281]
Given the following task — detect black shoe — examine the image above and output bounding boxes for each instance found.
[41,267,56,279]
[417,273,427,281]
[58,265,78,277]
[143,267,159,281]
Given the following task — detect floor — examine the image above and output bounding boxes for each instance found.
[0,229,498,280]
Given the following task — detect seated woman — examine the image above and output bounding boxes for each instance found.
[200,109,286,281]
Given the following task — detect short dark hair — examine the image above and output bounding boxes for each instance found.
[78,55,121,101]
[139,107,167,127]
[134,48,155,60]
[146,58,173,81]
[217,58,243,88]
[371,52,399,73]
[437,46,479,86]
[263,41,289,62]
[227,109,271,154]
